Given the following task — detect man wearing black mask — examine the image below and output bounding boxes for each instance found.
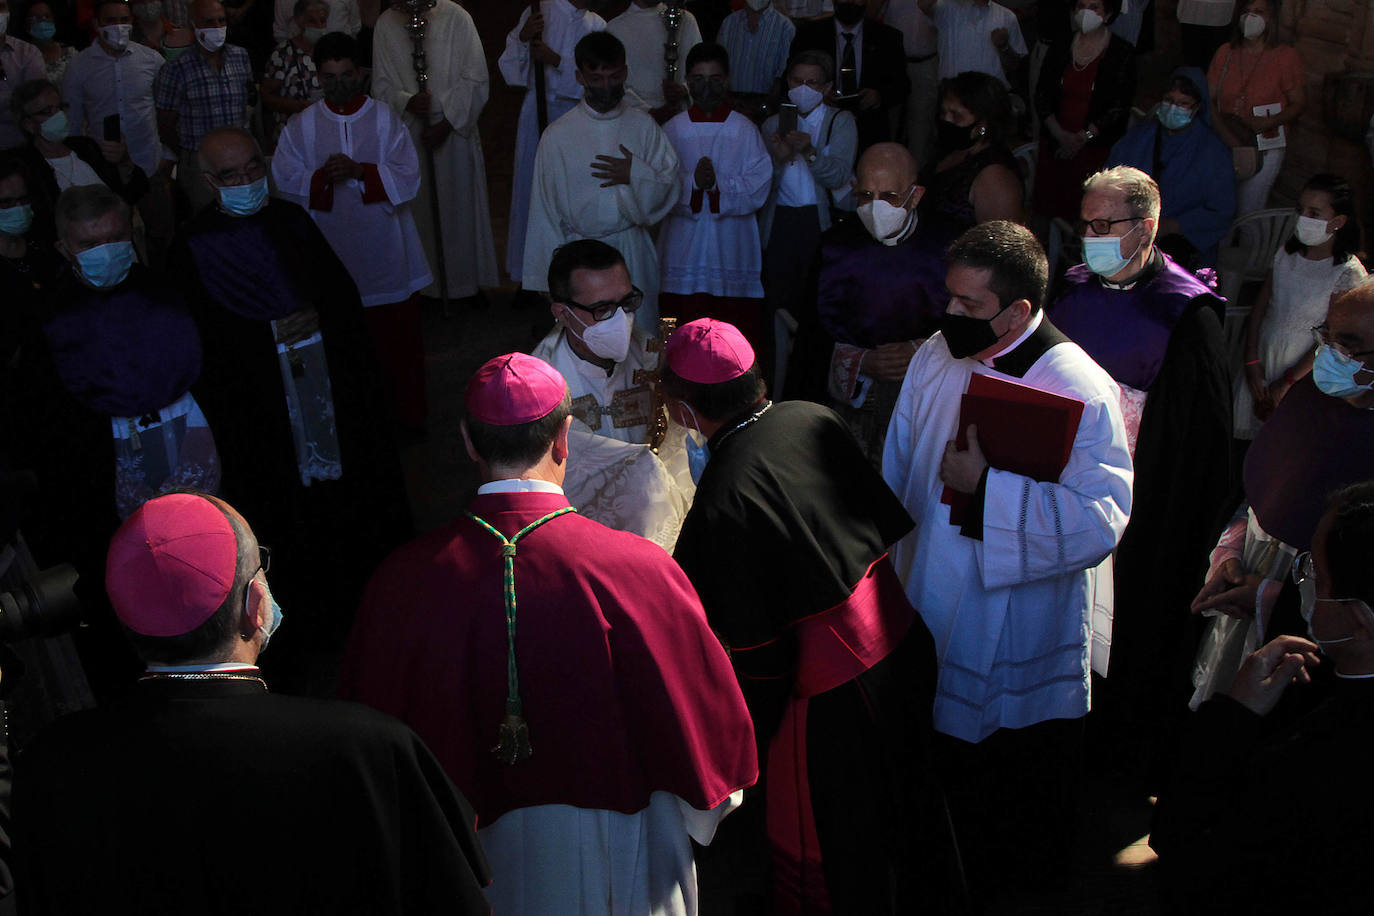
[881,220,1132,911]
[522,31,681,333]
[790,0,908,151]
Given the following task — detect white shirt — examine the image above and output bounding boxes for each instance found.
[776,103,826,207]
[834,20,863,88]
[62,39,165,176]
[882,0,938,58]
[273,0,360,41]
[46,152,105,190]
[931,0,1026,84]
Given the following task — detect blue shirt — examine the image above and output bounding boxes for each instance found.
[718,7,795,95]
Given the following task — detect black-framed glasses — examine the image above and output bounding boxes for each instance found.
[1076,216,1142,237]
[1291,550,1313,587]
[566,286,645,322]
[254,545,271,576]
[1311,325,1374,359]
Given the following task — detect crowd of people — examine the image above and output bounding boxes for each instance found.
[2,0,1374,913]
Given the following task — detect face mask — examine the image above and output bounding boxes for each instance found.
[583,83,625,113]
[38,109,69,141]
[936,118,980,151]
[689,81,725,112]
[196,25,227,51]
[74,240,135,288]
[940,304,1011,360]
[260,587,284,648]
[834,1,864,25]
[302,25,327,43]
[162,43,189,61]
[218,176,269,216]
[1301,588,1373,650]
[1072,8,1103,31]
[1240,11,1265,39]
[1082,226,1143,277]
[0,204,34,236]
[132,2,163,21]
[856,187,917,245]
[745,0,770,10]
[1295,214,1334,247]
[1156,101,1195,131]
[678,402,710,484]
[564,306,632,362]
[1312,344,1374,399]
[324,77,361,106]
[29,20,56,41]
[787,83,823,116]
[99,22,132,48]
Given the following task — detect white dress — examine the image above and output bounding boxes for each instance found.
[605,2,702,110]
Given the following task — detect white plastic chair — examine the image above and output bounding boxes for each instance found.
[1216,208,1297,304]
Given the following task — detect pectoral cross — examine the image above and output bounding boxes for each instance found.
[635,316,678,451]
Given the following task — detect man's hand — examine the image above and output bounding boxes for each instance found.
[421,119,452,149]
[406,91,432,115]
[1190,557,1260,619]
[531,39,560,68]
[784,129,813,153]
[1056,131,1087,159]
[591,144,633,187]
[860,340,919,382]
[1226,635,1320,716]
[940,424,988,494]
[694,156,715,190]
[991,27,1009,49]
[1267,375,1294,407]
[519,11,545,41]
[99,135,130,165]
[324,152,364,182]
[857,87,881,111]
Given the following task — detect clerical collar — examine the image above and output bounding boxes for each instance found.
[325,94,368,116]
[140,663,267,689]
[981,310,1042,366]
[985,313,1072,378]
[146,663,260,673]
[478,479,565,495]
[688,104,732,122]
[1099,247,1164,291]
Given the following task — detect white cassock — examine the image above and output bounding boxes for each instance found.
[273,0,359,41]
[881,316,1133,743]
[271,97,432,307]
[533,325,694,549]
[372,0,498,299]
[498,0,606,283]
[522,100,680,331]
[658,107,772,298]
[605,2,702,110]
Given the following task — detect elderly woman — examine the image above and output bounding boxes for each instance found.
[1032,0,1136,221]
[1207,0,1304,215]
[24,1,78,84]
[919,70,1023,237]
[261,0,328,143]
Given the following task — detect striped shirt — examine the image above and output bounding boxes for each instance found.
[153,43,251,150]
[718,7,795,95]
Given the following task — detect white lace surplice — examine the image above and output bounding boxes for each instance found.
[270,326,342,486]
[112,391,222,518]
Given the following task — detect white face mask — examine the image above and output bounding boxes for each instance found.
[196,25,227,51]
[564,306,632,362]
[1295,214,1334,247]
[788,83,823,116]
[1073,8,1104,31]
[856,186,918,245]
[100,22,133,49]
[1301,587,1374,650]
[1240,11,1265,39]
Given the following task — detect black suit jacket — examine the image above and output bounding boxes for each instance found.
[791,17,911,150]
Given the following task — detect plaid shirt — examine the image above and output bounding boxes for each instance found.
[153,43,252,151]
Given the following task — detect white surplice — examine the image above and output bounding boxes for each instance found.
[372,0,498,299]
[522,100,680,331]
[881,330,1133,743]
[605,2,702,110]
[479,790,741,916]
[498,0,606,283]
[657,108,772,298]
[272,97,432,307]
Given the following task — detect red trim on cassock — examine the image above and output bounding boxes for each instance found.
[359,163,388,204]
[308,168,333,212]
[687,103,733,122]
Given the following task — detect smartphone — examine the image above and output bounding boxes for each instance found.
[777,102,798,136]
[103,113,121,142]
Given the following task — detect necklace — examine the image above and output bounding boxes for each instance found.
[715,400,773,450]
[139,672,268,690]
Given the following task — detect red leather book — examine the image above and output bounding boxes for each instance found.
[941,373,1086,525]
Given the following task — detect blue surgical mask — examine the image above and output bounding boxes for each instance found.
[1082,227,1142,278]
[40,109,69,142]
[0,204,34,236]
[74,240,135,288]
[29,20,56,41]
[1156,102,1194,131]
[1312,344,1374,399]
[678,401,710,484]
[218,176,269,216]
[260,590,284,648]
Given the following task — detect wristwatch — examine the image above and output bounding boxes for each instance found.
[804,147,819,163]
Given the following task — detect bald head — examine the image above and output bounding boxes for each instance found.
[190,0,225,28]
[199,127,268,198]
[857,142,918,190]
[852,142,923,242]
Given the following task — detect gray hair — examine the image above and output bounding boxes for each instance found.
[54,184,131,239]
[788,49,834,85]
[1082,166,1162,222]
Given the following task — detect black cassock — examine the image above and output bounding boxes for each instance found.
[674,400,963,914]
[173,200,412,691]
[13,677,492,914]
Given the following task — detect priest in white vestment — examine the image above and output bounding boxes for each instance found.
[880,221,1131,905]
[523,31,680,332]
[498,0,605,285]
[606,0,702,114]
[372,0,497,301]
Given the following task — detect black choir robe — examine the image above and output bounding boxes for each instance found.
[12,677,492,914]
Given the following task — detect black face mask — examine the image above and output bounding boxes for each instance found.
[689,83,726,112]
[940,304,1011,359]
[834,1,865,25]
[936,118,981,153]
[583,83,625,113]
[324,78,362,106]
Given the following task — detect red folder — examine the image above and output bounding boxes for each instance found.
[940,373,1086,525]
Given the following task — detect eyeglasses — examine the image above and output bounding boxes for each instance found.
[787,76,827,89]
[209,158,266,185]
[854,184,916,206]
[1291,550,1313,588]
[24,100,66,120]
[566,286,645,322]
[1076,216,1141,237]
[1311,324,1374,360]
[242,546,270,614]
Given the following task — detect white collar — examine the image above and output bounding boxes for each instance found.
[836,20,863,37]
[146,663,261,672]
[982,309,1043,366]
[1335,670,1374,680]
[478,479,565,495]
